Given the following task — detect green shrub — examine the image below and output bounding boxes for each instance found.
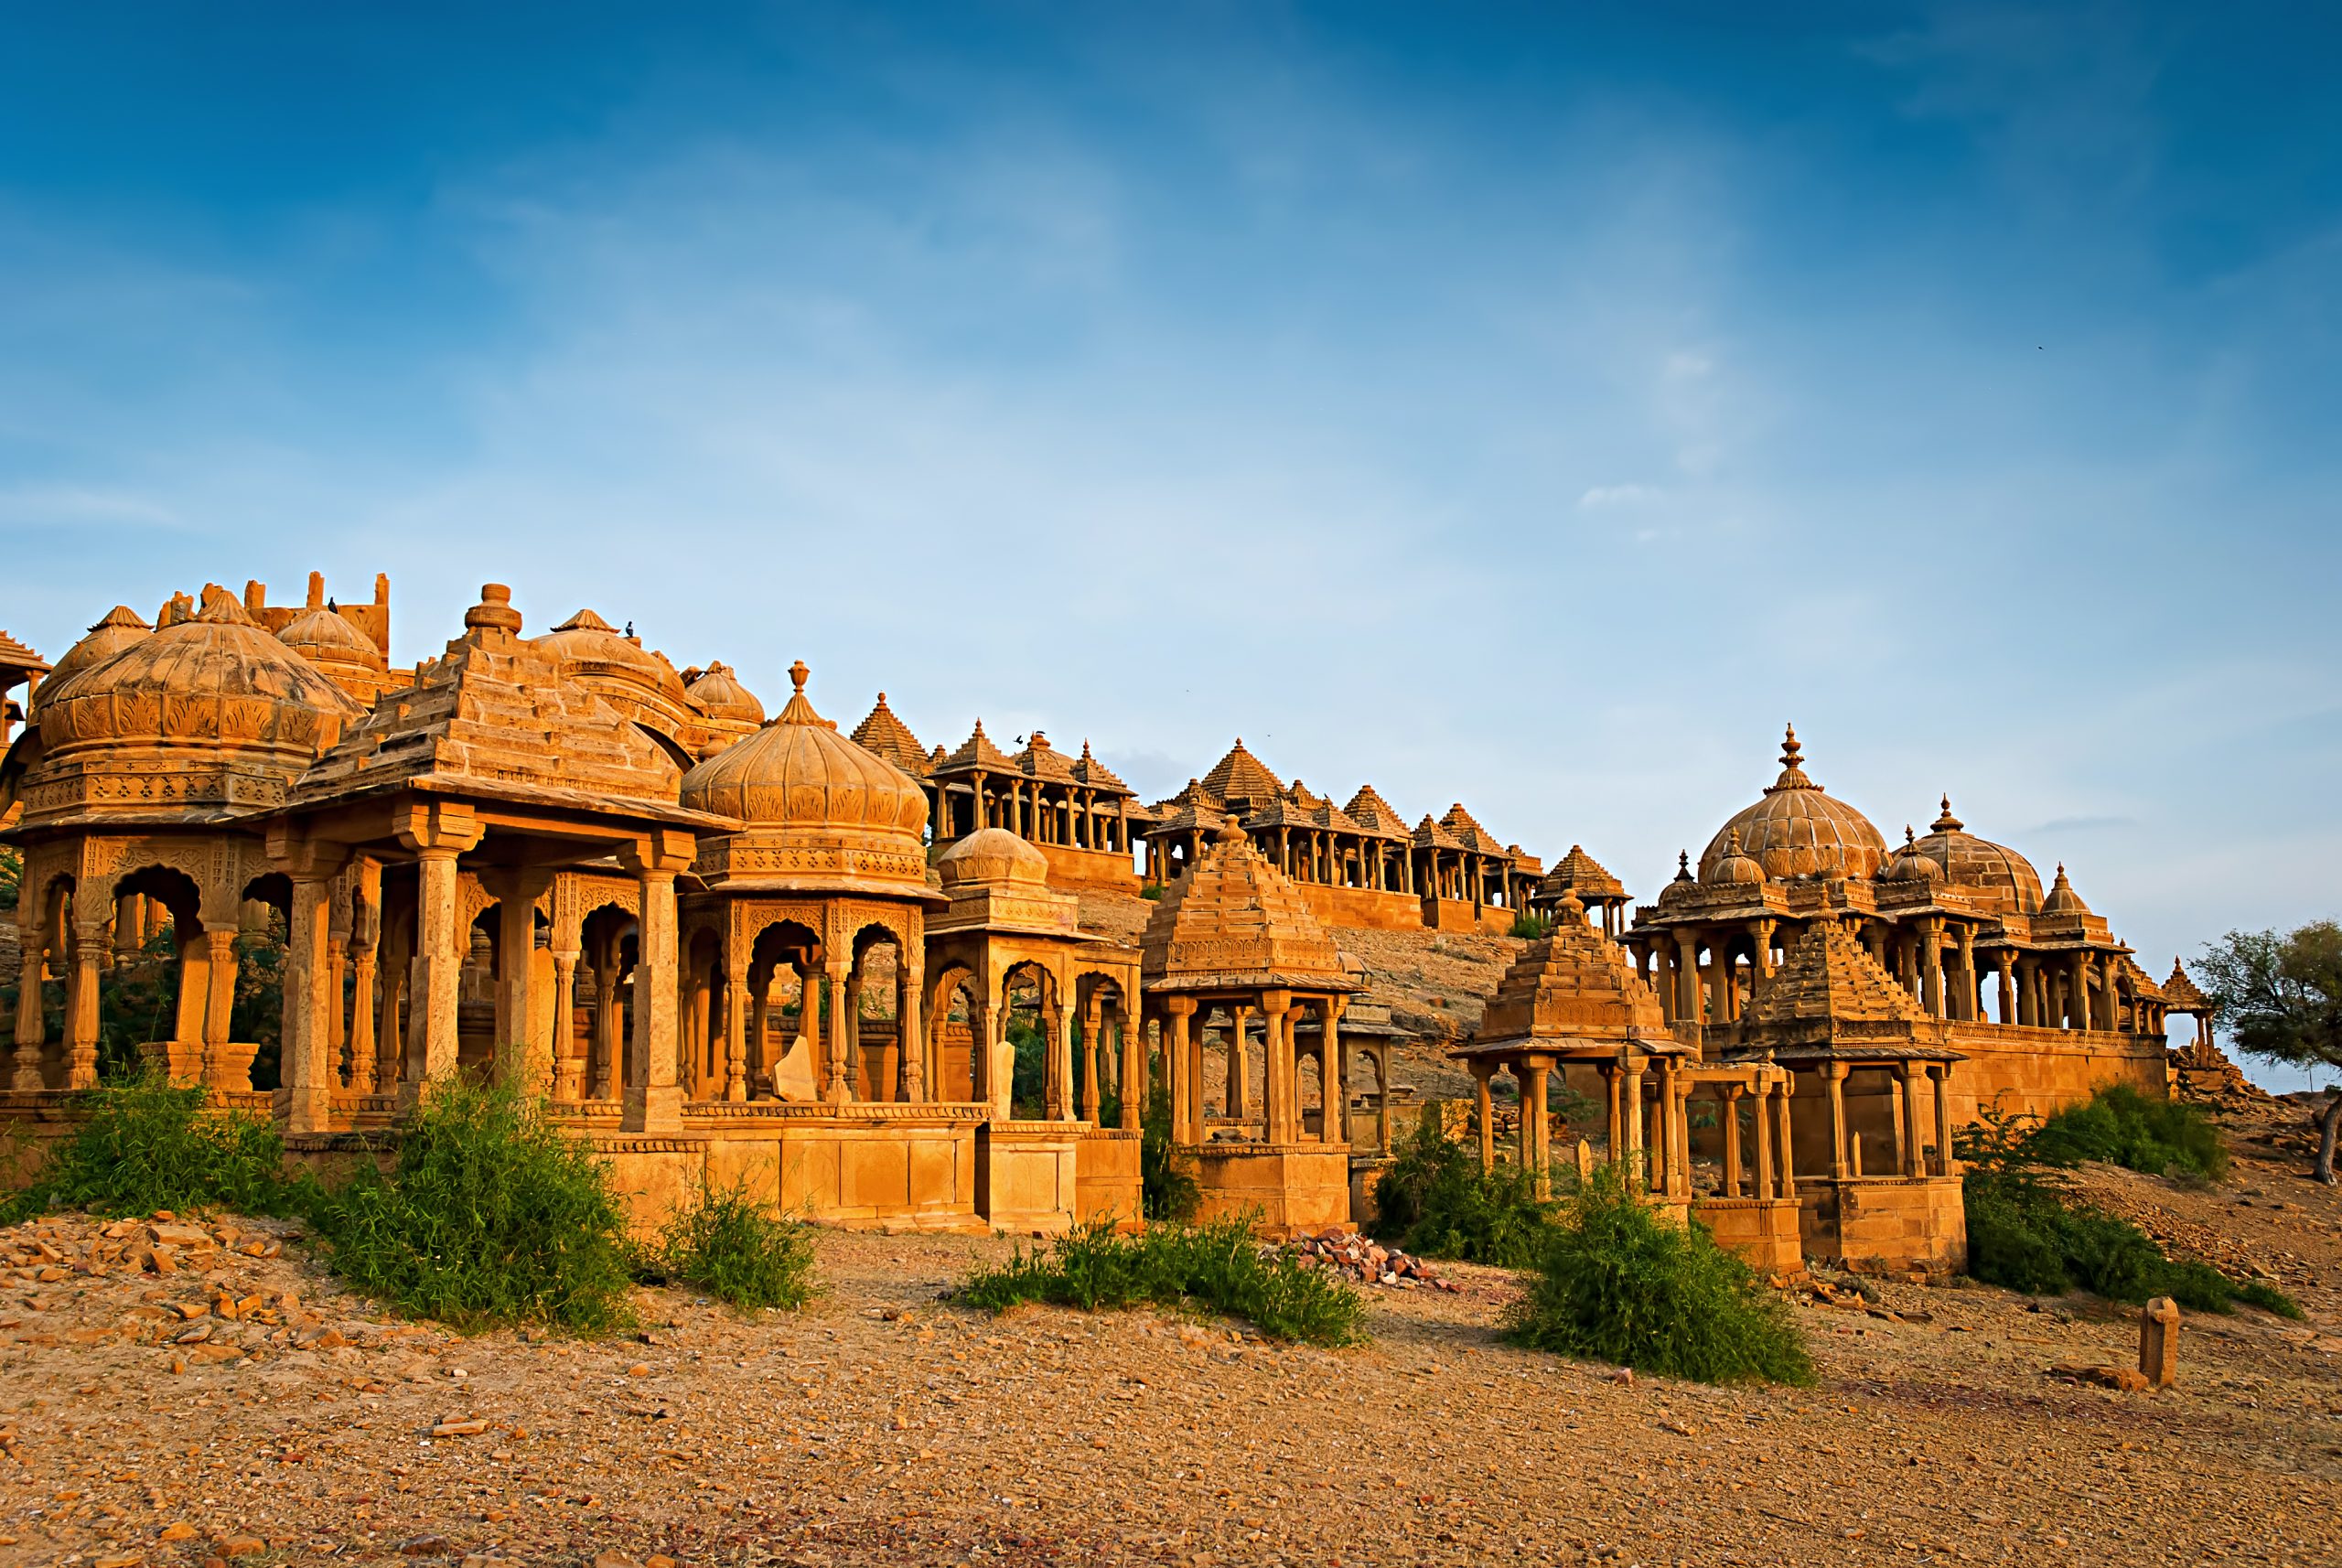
[1370,1118,1552,1267]
[1139,884,1165,901]
[2032,1083,2228,1179]
[1509,911,1552,940]
[306,1079,636,1332]
[657,1181,816,1311]
[1958,1099,2298,1316]
[961,1216,1365,1346]
[1505,1165,1815,1386]
[1139,1065,1198,1222]
[2,1069,302,1222]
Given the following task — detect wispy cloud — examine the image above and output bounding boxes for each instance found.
[0,485,183,530]
[1577,483,1660,509]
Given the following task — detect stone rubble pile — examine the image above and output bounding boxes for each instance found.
[1272,1230,1462,1292]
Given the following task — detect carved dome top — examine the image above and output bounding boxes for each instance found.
[35,585,362,767]
[1703,827,1767,886]
[679,660,929,840]
[684,661,764,725]
[533,608,689,703]
[1700,725,1888,883]
[936,826,1049,888]
[1657,849,1698,908]
[1883,825,1947,884]
[279,604,388,672]
[2039,864,2092,918]
[33,606,152,711]
[1909,795,2044,916]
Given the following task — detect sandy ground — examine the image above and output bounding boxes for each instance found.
[6,1097,2342,1568]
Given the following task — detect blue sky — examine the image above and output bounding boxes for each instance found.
[4,4,2337,1084]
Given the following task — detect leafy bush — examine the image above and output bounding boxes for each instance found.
[1505,1165,1815,1386]
[1139,1065,1198,1221]
[1370,1118,1552,1267]
[1138,884,1165,901]
[306,1079,637,1332]
[656,1181,816,1311]
[1959,1099,2298,1316]
[2,1069,302,1222]
[1509,911,1552,940]
[961,1216,1365,1346]
[2031,1083,2228,1179]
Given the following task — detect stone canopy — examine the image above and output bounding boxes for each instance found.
[1460,893,1671,1054]
[1140,822,1359,996]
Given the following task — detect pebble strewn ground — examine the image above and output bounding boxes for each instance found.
[4,1100,2341,1567]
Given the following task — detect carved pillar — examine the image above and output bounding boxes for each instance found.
[11,927,46,1090]
[1749,1080,1772,1201]
[1622,1052,1647,1184]
[201,929,240,1088]
[1471,1064,1495,1173]
[1674,932,1702,1026]
[1047,1000,1074,1121]
[1895,1064,1922,1176]
[620,835,691,1133]
[1928,1063,1954,1176]
[1522,1060,1551,1197]
[1260,992,1291,1144]
[822,959,852,1105]
[1226,1003,1252,1119]
[1166,998,1198,1144]
[1325,997,1348,1145]
[721,956,747,1103]
[589,961,618,1100]
[552,951,583,1101]
[64,917,102,1089]
[1080,993,1102,1122]
[489,871,553,1098]
[1119,1000,1142,1133]
[280,862,344,1133]
[1824,1061,1851,1180]
[897,947,925,1103]
[1720,1082,1745,1197]
[1996,950,2016,1026]
[171,923,209,1077]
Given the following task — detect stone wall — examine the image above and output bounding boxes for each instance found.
[1942,1022,2168,1124]
[1188,1144,1352,1234]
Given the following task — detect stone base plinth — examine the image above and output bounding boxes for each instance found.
[1186,1142,1354,1235]
[1800,1174,1967,1274]
[1296,884,1428,932]
[1692,1195,1805,1273]
[1033,843,1141,895]
[978,1120,1086,1235]
[1075,1126,1144,1230]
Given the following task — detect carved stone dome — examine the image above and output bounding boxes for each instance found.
[2039,864,2091,917]
[32,606,152,711]
[684,661,764,725]
[36,585,363,768]
[1700,726,1888,883]
[936,826,1048,888]
[1910,796,2044,915]
[1883,826,1946,884]
[1656,850,1699,908]
[279,605,385,670]
[1703,827,1767,886]
[680,660,929,840]
[533,608,689,703]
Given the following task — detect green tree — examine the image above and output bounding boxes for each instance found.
[2196,922,2342,1184]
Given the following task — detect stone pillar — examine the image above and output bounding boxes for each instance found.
[822,959,852,1105]
[1896,1064,1922,1177]
[2140,1297,2179,1389]
[1622,1053,1647,1184]
[1924,922,1948,1020]
[1374,1048,1391,1153]
[406,848,467,1101]
[898,950,926,1103]
[1997,950,2017,1025]
[1824,1062,1851,1180]
[202,929,240,1088]
[1325,997,1348,1145]
[1522,1060,1552,1197]
[112,891,143,960]
[280,866,342,1133]
[172,924,210,1075]
[2071,953,2092,1031]
[590,962,618,1100]
[721,961,747,1102]
[1049,1003,1076,1121]
[1226,1003,1252,1119]
[1928,1063,1954,1176]
[621,837,690,1133]
[552,951,583,1101]
[1720,1082,1745,1197]
[1774,1081,1797,1199]
[1080,994,1102,1122]
[325,888,350,1070]
[65,918,103,1089]
[12,929,46,1090]
[1750,1080,1773,1200]
[1674,932,1702,1026]
[490,873,553,1098]
[347,880,380,1094]
[1262,993,1293,1144]
[1166,999,1198,1144]
[1599,1062,1621,1166]
[1471,1064,1496,1173]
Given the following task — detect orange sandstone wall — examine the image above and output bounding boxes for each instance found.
[1942,1024,2168,1126]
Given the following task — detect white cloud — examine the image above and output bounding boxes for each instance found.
[1577,483,1660,509]
[0,486,184,530]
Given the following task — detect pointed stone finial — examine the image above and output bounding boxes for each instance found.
[1674,849,1692,882]
[876,690,887,704]
[1781,723,1801,766]
[1932,794,1963,833]
[1905,825,1918,849]
[790,660,809,693]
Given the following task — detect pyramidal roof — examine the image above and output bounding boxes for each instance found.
[1068,739,1131,794]
[935,718,1015,774]
[1466,896,1668,1048]
[2162,958,2210,1012]
[1341,784,1411,839]
[849,692,931,777]
[1542,843,1626,900]
[291,585,685,811]
[1199,739,1283,807]
[1440,802,1503,854]
[1011,729,1078,783]
[1740,921,1926,1030]
[0,629,46,673]
[1140,823,1359,994]
[1412,812,1466,852]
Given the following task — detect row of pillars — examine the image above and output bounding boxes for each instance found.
[1161,993,1347,1148]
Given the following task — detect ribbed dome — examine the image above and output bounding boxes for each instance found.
[1883,825,1946,884]
[533,608,688,702]
[679,660,928,836]
[33,606,151,711]
[37,585,361,764]
[936,826,1049,888]
[1657,850,1699,908]
[1909,796,2043,916]
[2039,864,2091,917]
[279,605,386,671]
[1701,725,1888,882]
[684,661,764,725]
[1704,827,1767,886]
